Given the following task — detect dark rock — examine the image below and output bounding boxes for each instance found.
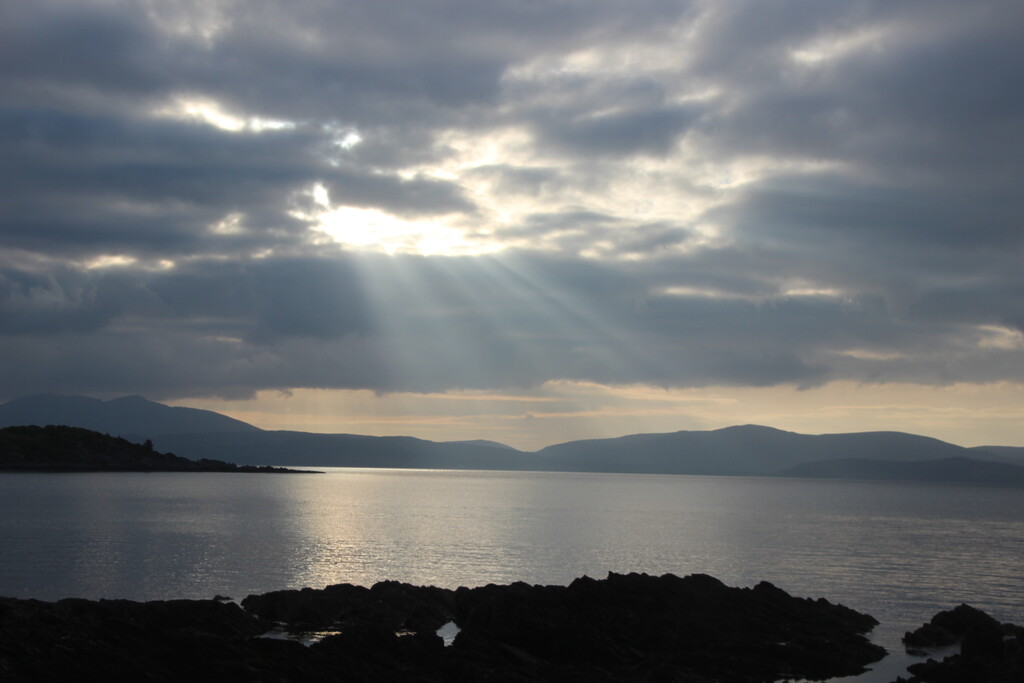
[931,603,1003,638]
[241,580,457,635]
[247,572,885,681]
[903,603,1004,651]
[1,573,886,682]
[895,605,1024,683]
[0,596,287,682]
[903,622,958,649]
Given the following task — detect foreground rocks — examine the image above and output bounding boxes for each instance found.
[0,572,884,682]
[895,604,1024,683]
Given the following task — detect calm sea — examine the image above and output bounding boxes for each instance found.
[2,468,1022,680]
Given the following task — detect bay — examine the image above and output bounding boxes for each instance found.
[2,468,1022,680]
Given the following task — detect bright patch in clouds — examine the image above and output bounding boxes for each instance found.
[211,213,245,235]
[789,26,890,65]
[336,130,363,150]
[781,287,844,298]
[312,206,488,255]
[154,96,294,132]
[83,254,138,270]
[977,326,1024,350]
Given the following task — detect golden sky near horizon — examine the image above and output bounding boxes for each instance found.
[172,381,1024,452]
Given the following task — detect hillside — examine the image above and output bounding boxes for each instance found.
[970,445,1024,463]
[0,394,258,439]
[153,430,530,470]
[0,425,308,473]
[531,425,982,475]
[2,394,1021,483]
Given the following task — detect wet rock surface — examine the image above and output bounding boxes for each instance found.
[1,572,885,682]
[894,604,1024,683]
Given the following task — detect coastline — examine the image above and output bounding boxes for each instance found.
[3,573,1020,682]
[0,425,318,473]
[1,572,885,682]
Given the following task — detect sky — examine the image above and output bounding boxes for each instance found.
[2,0,1023,450]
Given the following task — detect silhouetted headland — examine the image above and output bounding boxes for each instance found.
[0,425,316,473]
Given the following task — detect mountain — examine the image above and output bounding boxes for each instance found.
[2,394,1021,483]
[443,439,520,450]
[783,456,1024,486]
[152,430,529,469]
[0,395,527,469]
[0,394,257,439]
[530,425,975,475]
[969,445,1024,465]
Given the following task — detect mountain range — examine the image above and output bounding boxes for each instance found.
[2,394,1023,484]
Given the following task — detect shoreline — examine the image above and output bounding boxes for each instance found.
[0,425,319,474]
[4,572,1018,683]
[1,572,883,682]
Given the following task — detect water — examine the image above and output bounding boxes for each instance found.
[2,468,1023,680]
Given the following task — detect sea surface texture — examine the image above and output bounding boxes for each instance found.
[2,468,1022,666]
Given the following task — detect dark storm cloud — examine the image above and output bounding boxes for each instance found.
[1,0,1022,400]
[693,1,1024,177]
[911,283,1024,333]
[4,248,1021,400]
[534,104,700,158]
[718,172,1023,252]
[0,265,118,334]
[0,108,319,257]
[150,257,375,341]
[0,3,170,102]
[115,0,691,127]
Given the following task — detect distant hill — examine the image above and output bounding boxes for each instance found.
[2,394,1021,484]
[783,456,1024,486]
[0,394,257,439]
[969,445,1024,465]
[0,394,530,470]
[0,425,308,473]
[152,430,529,469]
[443,439,520,451]
[531,425,976,475]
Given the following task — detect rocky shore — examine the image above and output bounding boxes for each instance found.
[2,572,1018,682]
[1,572,887,682]
[897,603,1024,682]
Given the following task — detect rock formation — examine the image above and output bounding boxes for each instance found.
[0,572,886,682]
[896,604,1024,682]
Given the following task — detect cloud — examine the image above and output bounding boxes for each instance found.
[533,104,701,158]
[1,0,1022,405]
[324,168,475,218]
[0,265,118,334]
[466,165,566,197]
[3,247,1023,400]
